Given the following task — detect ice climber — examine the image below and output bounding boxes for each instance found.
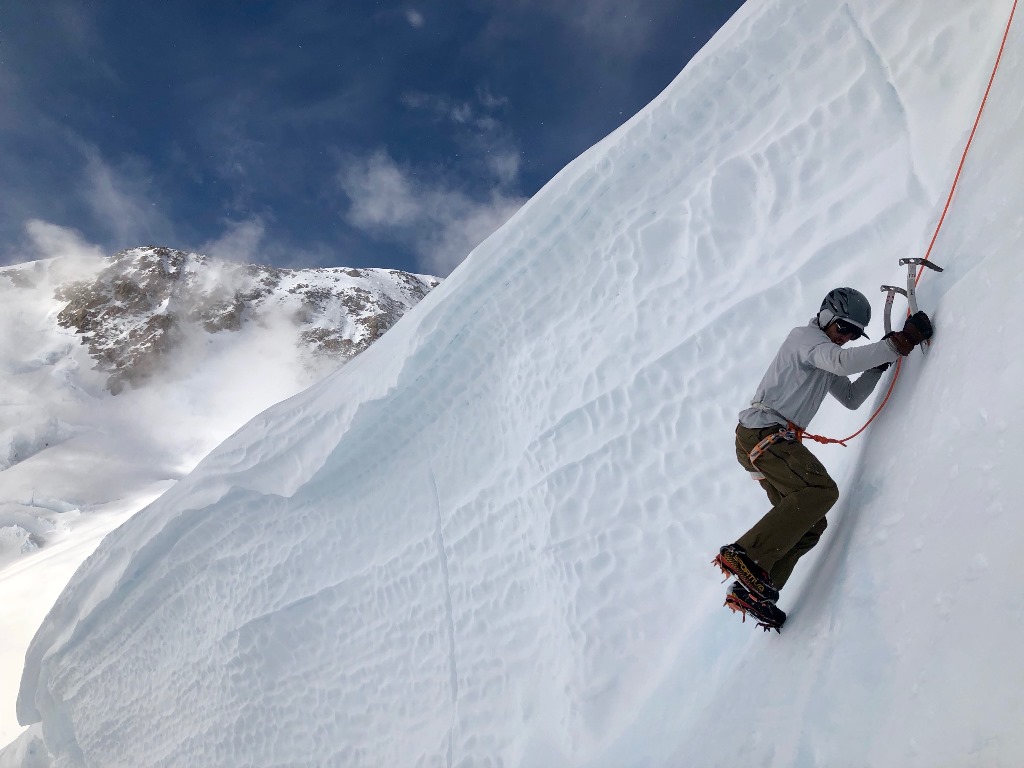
[713,287,933,631]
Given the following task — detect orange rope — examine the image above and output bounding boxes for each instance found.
[916,0,1019,286]
[803,358,902,447]
[809,0,1018,447]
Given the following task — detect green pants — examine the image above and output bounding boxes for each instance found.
[733,423,839,590]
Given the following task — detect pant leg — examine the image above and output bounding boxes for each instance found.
[768,517,827,588]
[748,472,827,588]
[733,424,839,579]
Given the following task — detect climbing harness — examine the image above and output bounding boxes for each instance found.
[747,425,801,469]
[746,419,851,474]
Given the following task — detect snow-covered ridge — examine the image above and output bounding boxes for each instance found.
[15,246,439,394]
[6,0,1024,765]
[0,247,438,555]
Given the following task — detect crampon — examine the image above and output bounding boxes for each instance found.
[724,582,786,633]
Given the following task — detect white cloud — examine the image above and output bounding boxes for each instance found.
[24,219,106,262]
[485,150,522,186]
[485,0,663,55]
[341,151,423,230]
[81,147,169,247]
[399,87,521,187]
[338,150,525,276]
[475,87,508,110]
[424,192,524,276]
[401,92,471,125]
[347,85,524,275]
[405,9,425,28]
[199,218,266,264]
[451,103,474,124]
[572,3,652,52]
[2,219,106,277]
[401,87,511,134]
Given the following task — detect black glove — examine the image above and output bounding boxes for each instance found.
[884,311,934,356]
[902,311,933,344]
[872,362,892,372]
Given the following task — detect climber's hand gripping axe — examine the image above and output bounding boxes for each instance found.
[880,258,943,353]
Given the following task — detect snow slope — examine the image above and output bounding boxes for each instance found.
[0,253,436,743]
[9,0,1024,765]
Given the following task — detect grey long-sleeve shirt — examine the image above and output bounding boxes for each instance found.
[738,318,900,430]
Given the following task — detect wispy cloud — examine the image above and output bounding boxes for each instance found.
[2,219,106,277]
[475,86,508,111]
[405,9,425,28]
[400,85,522,184]
[340,152,421,229]
[486,0,669,55]
[338,79,527,275]
[426,191,524,276]
[80,146,172,248]
[338,150,525,276]
[23,220,106,262]
[0,145,168,264]
[401,85,514,132]
[401,93,471,126]
[199,218,267,263]
[485,149,521,186]
[48,1,103,56]
[562,2,657,53]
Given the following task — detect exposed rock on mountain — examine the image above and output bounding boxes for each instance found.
[51,246,440,393]
[0,247,439,569]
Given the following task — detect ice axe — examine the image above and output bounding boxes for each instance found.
[880,258,943,353]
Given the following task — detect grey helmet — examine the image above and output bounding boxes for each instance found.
[818,287,871,338]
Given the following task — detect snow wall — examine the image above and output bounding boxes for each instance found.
[9,0,1024,765]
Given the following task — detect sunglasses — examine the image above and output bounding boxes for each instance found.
[833,319,862,338]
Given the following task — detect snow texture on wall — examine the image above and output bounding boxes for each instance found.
[9,0,1024,765]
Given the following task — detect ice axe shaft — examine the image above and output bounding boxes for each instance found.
[879,285,908,336]
[881,258,943,355]
[898,258,944,315]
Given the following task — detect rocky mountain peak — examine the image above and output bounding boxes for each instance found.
[52,246,440,393]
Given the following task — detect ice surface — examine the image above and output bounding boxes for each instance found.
[9,0,1024,765]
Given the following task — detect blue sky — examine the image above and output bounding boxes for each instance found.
[1,1,744,276]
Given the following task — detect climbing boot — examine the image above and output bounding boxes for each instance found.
[724,581,786,633]
[713,544,779,603]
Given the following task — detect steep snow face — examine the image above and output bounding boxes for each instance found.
[10,0,1024,766]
